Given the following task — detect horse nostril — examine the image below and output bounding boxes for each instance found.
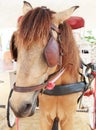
[21,103,32,114]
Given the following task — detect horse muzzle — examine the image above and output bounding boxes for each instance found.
[9,90,39,118]
[9,99,35,118]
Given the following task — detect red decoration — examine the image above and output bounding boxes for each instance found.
[66,16,85,29]
[84,89,94,97]
[46,82,55,90]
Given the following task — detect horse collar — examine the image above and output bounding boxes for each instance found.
[43,82,86,96]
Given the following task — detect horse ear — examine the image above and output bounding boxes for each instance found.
[52,6,79,25]
[23,1,33,15]
[10,32,18,61]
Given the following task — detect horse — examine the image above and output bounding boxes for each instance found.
[9,2,87,130]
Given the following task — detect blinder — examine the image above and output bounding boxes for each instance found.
[44,35,59,67]
[10,25,60,67]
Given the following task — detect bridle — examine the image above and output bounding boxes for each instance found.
[11,22,86,105]
[13,24,65,93]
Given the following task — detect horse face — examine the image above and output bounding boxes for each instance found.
[9,2,79,118]
[10,32,59,117]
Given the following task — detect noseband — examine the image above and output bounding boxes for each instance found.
[13,24,64,93]
[13,68,65,92]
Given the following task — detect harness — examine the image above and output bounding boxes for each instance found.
[43,82,86,96]
[12,24,87,95]
[10,22,95,112]
[12,23,88,95]
[8,22,94,124]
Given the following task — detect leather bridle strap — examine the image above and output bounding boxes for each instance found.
[13,68,65,93]
[51,24,60,33]
[13,82,47,93]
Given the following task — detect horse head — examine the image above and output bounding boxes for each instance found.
[9,1,80,118]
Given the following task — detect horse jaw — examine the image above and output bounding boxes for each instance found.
[52,6,79,25]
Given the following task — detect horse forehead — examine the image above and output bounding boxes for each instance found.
[17,45,46,68]
[19,41,45,53]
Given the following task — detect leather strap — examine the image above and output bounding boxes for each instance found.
[51,24,60,33]
[13,82,47,92]
[43,82,86,96]
[13,68,65,93]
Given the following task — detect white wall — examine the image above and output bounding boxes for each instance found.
[0,0,96,30]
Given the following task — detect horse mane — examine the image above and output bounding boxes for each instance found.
[19,7,55,47]
[59,22,80,79]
